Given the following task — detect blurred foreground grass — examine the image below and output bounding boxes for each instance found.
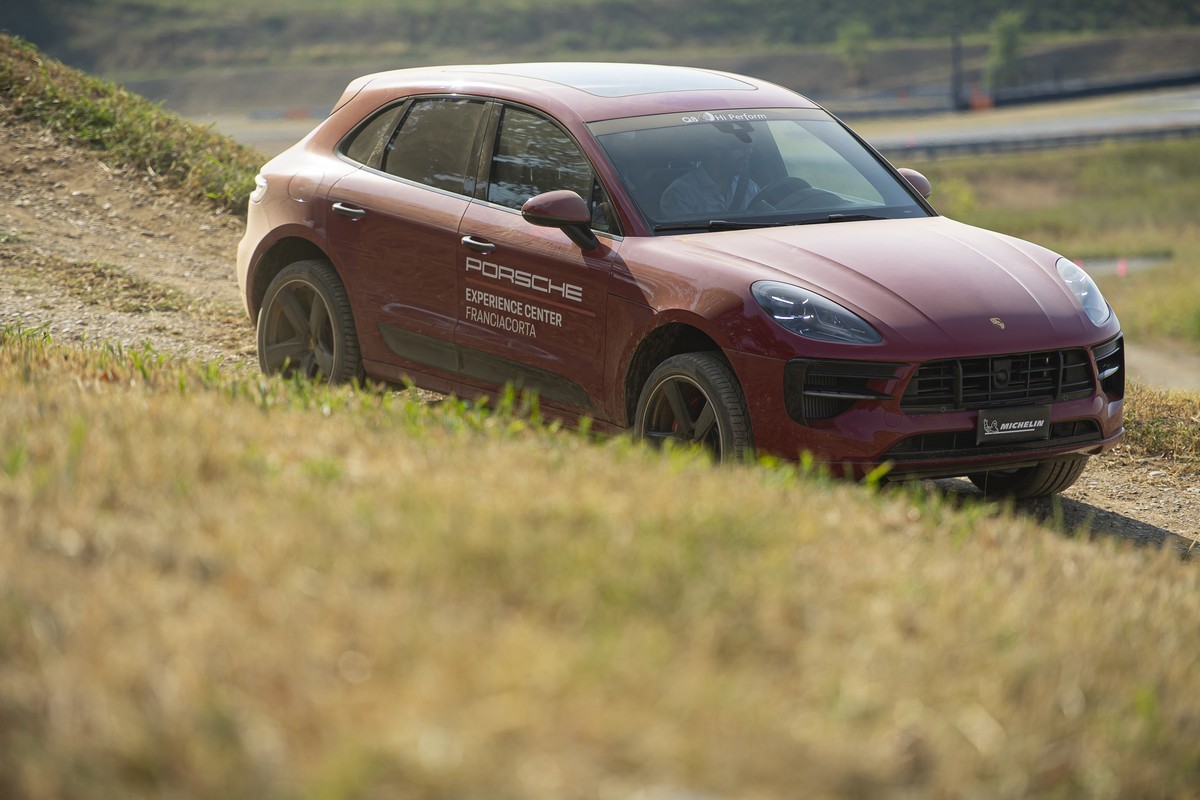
[2,327,1198,799]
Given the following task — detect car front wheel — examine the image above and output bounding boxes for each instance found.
[257,259,363,383]
[968,457,1089,499]
[634,352,752,463]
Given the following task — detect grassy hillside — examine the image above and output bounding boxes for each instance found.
[0,34,258,212]
[1,327,1198,799]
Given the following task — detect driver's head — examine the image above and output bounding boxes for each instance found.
[702,136,753,182]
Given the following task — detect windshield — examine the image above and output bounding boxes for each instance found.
[589,108,931,232]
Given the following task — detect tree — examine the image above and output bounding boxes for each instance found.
[836,18,872,88]
[984,10,1026,90]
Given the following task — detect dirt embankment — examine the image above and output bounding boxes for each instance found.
[0,120,251,365]
[0,115,1196,550]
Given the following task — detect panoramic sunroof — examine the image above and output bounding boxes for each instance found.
[449,63,758,97]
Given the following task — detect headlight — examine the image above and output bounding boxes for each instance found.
[751,281,882,344]
[1056,258,1111,325]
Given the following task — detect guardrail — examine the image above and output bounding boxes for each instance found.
[988,70,1200,108]
[874,124,1200,160]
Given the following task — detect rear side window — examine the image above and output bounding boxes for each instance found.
[341,104,406,169]
[383,98,487,195]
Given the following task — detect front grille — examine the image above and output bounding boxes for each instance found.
[885,419,1103,460]
[901,348,1095,412]
[784,360,901,425]
[782,338,1122,426]
[1094,335,1125,398]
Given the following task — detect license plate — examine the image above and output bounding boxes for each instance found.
[976,406,1051,445]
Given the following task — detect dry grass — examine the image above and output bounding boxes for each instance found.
[52,260,184,313]
[1124,381,1200,465]
[2,327,1199,799]
[7,251,244,325]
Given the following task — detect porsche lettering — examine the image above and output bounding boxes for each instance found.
[465,257,583,303]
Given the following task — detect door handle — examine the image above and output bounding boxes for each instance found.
[332,202,367,220]
[461,235,496,255]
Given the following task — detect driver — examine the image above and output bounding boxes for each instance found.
[660,135,759,218]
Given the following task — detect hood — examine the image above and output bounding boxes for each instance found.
[649,216,1103,358]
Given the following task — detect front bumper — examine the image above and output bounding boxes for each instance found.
[728,334,1125,481]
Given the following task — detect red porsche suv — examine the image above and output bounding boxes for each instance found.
[237,63,1124,497]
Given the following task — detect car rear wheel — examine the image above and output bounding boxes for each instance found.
[634,352,752,463]
[967,457,1088,499]
[257,259,363,383]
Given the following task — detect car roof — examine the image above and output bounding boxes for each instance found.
[336,62,820,123]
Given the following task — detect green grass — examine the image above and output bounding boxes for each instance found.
[0,34,260,212]
[911,140,1200,259]
[1,325,1198,799]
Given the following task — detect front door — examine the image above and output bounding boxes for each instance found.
[455,105,620,415]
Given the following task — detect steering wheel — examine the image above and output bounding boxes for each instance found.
[746,176,813,210]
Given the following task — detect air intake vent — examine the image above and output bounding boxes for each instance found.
[784,360,901,425]
[1093,335,1125,399]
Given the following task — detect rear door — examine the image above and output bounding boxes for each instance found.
[327,97,488,376]
[455,104,620,416]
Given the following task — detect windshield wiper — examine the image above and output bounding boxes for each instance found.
[707,219,795,231]
[757,212,888,227]
[652,213,887,233]
[653,219,798,233]
[652,221,716,232]
[824,213,886,223]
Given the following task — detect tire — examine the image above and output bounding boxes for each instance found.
[257,259,363,383]
[634,352,753,463]
[967,457,1089,499]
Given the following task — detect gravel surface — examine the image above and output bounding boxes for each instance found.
[2,116,1196,552]
[0,119,253,368]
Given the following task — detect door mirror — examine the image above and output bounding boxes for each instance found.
[897,168,932,199]
[522,190,600,251]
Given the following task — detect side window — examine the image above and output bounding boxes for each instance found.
[341,104,407,169]
[383,98,487,195]
[488,107,614,232]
